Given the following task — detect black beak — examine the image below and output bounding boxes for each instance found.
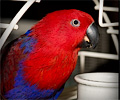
[81,22,99,48]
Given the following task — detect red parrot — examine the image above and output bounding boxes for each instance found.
[1,9,99,99]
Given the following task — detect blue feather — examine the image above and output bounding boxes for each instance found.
[5,59,56,99]
[25,30,32,36]
[4,34,63,99]
[20,37,37,54]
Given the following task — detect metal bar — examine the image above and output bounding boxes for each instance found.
[79,55,85,73]
[99,0,119,27]
[95,5,118,12]
[0,0,37,50]
[0,23,18,30]
[11,0,41,2]
[78,52,118,60]
[107,29,118,34]
[102,12,119,54]
[78,51,118,73]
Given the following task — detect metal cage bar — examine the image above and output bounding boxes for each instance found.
[0,0,41,50]
[78,0,119,73]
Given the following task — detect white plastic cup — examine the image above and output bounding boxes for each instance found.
[74,73,118,100]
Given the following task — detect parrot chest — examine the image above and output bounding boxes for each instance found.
[23,49,79,90]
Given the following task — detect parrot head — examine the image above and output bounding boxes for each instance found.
[30,9,99,51]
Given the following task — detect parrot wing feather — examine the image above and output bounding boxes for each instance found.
[1,33,36,94]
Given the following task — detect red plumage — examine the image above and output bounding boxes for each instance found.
[1,38,26,92]
[1,9,98,99]
[22,9,94,89]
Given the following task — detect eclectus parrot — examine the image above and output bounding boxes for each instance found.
[1,9,99,99]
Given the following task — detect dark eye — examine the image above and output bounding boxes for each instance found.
[71,19,80,27]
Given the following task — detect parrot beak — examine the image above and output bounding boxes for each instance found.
[81,22,99,48]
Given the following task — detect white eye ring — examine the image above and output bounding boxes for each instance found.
[71,19,80,27]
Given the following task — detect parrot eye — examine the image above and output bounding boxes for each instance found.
[71,19,80,27]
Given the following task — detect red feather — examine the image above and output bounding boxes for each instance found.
[22,9,94,89]
[1,9,94,94]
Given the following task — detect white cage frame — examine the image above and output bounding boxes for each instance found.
[0,0,119,99]
[79,0,119,73]
[0,0,41,50]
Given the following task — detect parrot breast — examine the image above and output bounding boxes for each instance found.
[22,44,79,90]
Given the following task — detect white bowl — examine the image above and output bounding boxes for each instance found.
[74,73,118,100]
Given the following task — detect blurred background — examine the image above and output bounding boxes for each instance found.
[0,0,119,99]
